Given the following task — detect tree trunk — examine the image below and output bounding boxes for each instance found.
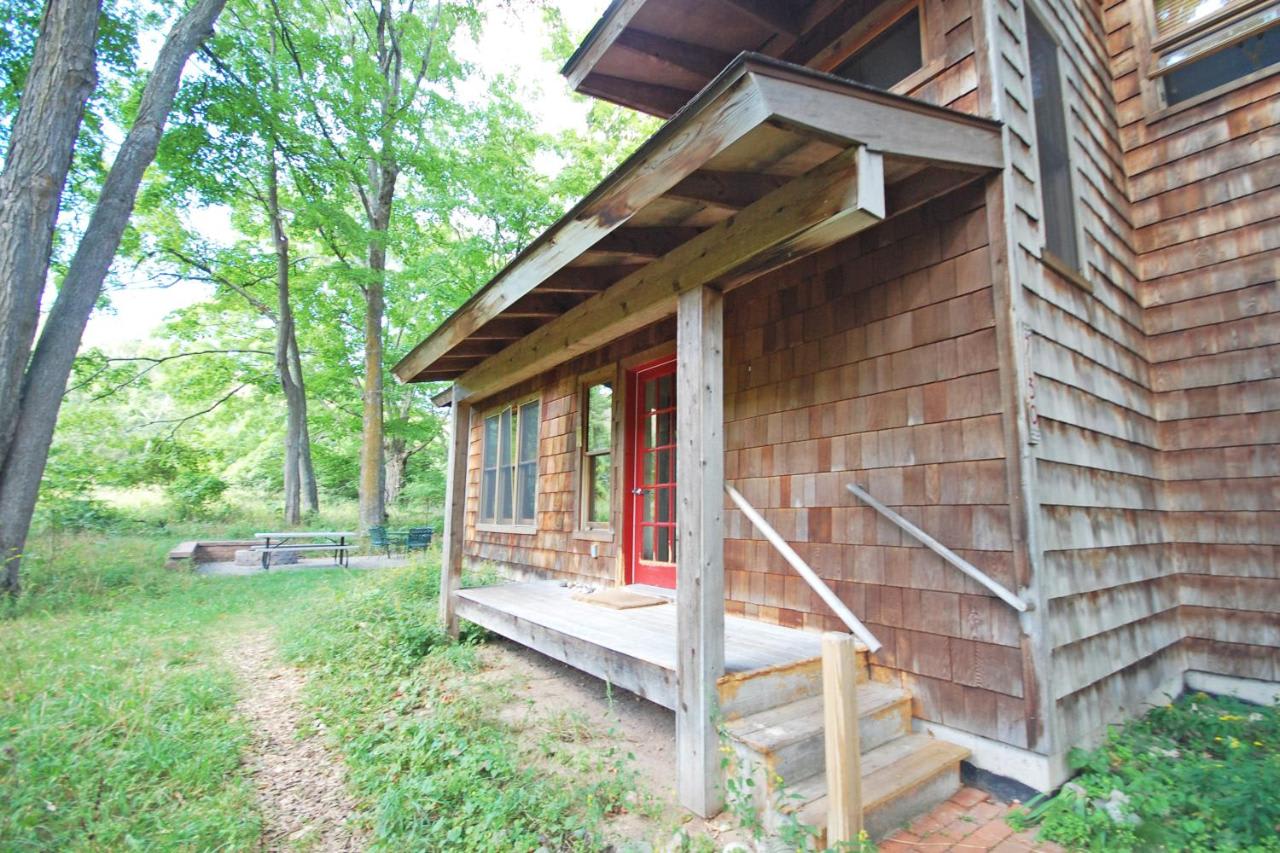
[357,161,397,530]
[0,0,99,471]
[291,338,320,515]
[267,144,303,526]
[384,435,407,507]
[0,0,227,596]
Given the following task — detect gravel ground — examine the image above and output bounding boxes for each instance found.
[197,555,407,577]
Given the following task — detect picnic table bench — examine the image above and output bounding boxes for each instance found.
[253,531,358,570]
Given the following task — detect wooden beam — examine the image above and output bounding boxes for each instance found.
[615,29,735,79]
[578,72,696,118]
[589,226,703,259]
[391,77,768,383]
[453,145,885,402]
[439,386,471,638]
[562,0,648,88]
[755,73,1004,169]
[885,166,985,217]
[675,284,725,817]
[822,632,863,843]
[535,265,643,293]
[717,0,805,35]
[466,317,542,340]
[665,170,789,209]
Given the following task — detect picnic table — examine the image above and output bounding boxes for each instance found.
[253,531,358,570]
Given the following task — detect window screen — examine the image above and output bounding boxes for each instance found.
[583,382,613,527]
[1027,13,1081,271]
[479,398,540,527]
[832,8,924,90]
[1163,19,1280,103]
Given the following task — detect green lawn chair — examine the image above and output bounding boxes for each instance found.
[405,527,433,554]
[368,525,402,557]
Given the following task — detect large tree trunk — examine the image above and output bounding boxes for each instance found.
[0,0,99,470]
[384,437,407,507]
[357,162,397,529]
[0,0,227,595]
[267,146,303,526]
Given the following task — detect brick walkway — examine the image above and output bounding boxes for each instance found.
[879,787,1066,852]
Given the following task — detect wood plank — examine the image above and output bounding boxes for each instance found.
[579,73,696,117]
[676,284,726,817]
[391,75,771,382]
[439,387,471,638]
[454,145,885,402]
[665,170,790,208]
[822,632,864,843]
[562,0,648,88]
[615,29,735,79]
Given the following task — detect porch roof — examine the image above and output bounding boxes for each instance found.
[393,54,1002,398]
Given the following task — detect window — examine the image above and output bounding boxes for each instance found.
[832,6,924,90]
[581,380,614,529]
[479,397,540,529]
[1027,12,1081,272]
[1150,0,1280,106]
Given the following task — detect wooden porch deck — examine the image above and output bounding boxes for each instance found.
[455,581,822,710]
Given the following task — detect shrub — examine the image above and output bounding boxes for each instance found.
[164,470,229,518]
[1010,692,1280,852]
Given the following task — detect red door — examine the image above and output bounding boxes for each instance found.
[625,356,677,588]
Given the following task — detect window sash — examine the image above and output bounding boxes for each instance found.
[581,380,614,530]
[479,398,540,529]
[1153,1,1280,73]
[1027,13,1081,271]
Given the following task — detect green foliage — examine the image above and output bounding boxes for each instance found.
[279,560,641,851]
[0,527,358,849]
[1009,692,1280,852]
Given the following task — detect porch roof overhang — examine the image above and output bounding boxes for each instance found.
[393,54,1003,401]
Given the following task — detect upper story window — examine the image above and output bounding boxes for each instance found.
[1027,12,1082,272]
[1150,0,1280,105]
[479,396,540,530]
[832,5,925,90]
[580,379,614,530]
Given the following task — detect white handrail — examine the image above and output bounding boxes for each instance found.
[845,483,1030,612]
[725,484,882,653]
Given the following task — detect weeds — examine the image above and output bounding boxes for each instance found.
[1009,691,1280,852]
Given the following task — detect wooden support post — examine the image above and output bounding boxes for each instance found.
[438,385,471,639]
[822,632,863,843]
[675,284,725,817]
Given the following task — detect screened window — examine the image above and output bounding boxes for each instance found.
[479,397,540,528]
[832,6,924,90]
[1151,0,1280,105]
[1027,13,1081,271]
[581,381,613,528]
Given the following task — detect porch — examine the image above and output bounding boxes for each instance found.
[455,580,822,710]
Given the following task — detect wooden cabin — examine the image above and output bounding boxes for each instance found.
[394,0,1280,833]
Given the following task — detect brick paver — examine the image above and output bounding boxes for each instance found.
[880,787,1066,853]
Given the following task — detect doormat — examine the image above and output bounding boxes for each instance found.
[572,588,667,610]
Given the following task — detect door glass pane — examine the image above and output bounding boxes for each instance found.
[642,488,654,521]
[655,411,674,446]
[656,449,673,485]
[641,526,655,560]
[656,528,671,562]
[643,451,655,484]
[655,373,675,408]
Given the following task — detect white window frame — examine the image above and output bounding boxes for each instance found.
[476,393,541,535]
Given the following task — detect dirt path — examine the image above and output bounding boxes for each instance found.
[220,629,365,852]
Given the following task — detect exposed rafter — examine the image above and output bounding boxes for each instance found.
[665,171,790,209]
[578,73,696,117]
[615,29,735,79]
[716,0,805,36]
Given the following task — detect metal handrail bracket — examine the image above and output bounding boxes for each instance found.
[724,484,883,653]
[846,483,1030,612]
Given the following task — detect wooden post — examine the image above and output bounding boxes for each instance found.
[438,384,471,639]
[822,632,863,843]
[675,284,725,817]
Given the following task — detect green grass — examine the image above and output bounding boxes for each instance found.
[277,561,644,851]
[1,522,365,851]
[1009,692,1280,852]
[3,512,651,851]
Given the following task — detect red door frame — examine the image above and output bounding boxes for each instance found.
[623,354,677,588]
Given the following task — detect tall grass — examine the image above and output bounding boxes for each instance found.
[0,526,361,850]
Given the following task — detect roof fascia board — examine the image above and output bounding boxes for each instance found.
[392,60,771,384]
[562,0,649,89]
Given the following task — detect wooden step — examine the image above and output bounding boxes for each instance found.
[726,682,910,783]
[717,645,867,721]
[787,734,971,842]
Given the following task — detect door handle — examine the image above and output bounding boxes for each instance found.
[632,488,646,495]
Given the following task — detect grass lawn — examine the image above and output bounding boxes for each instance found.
[1,522,660,851]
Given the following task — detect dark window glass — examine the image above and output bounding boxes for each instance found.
[1027,13,1081,270]
[497,407,514,523]
[481,414,499,522]
[584,382,612,526]
[516,399,540,524]
[833,9,923,90]
[1163,24,1280,104]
